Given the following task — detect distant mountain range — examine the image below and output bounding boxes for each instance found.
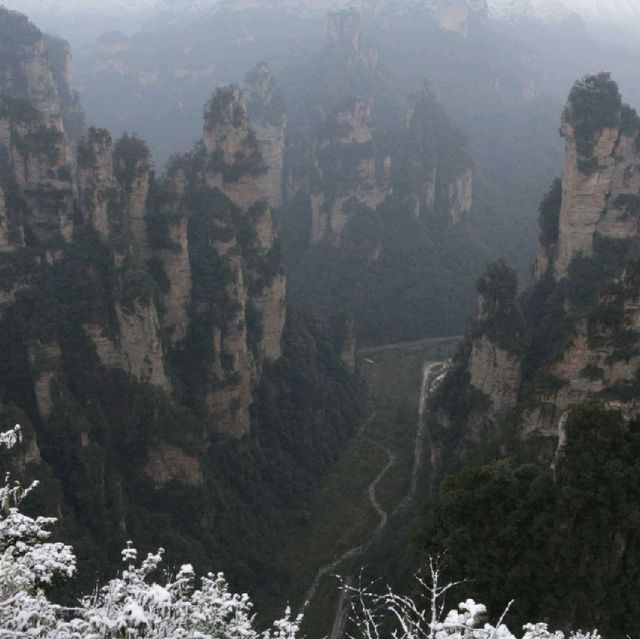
[7,0,640,29]
[489,0,640,27]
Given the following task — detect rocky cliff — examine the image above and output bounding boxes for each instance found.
[432,0,488,37]
[536,73,640,279]
[467,263,522,418]
[0,6,361,603]
[399,87,475,225]
[246,62,287,210]
[197,84,286,435]
[309,97,386,245]
[433,73,640,463]
[282,9,488,345]
[326,8,379,70]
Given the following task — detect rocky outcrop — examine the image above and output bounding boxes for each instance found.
[448,168,474,224]
[537,74,640,280]
[199,85,287,436]
[468,335,521,415]
[145,443,204,489]
[436,76,640,461]
[246,62,286,210]
[0,110,75,247]
[28,341,63,419]
[203,86,267,210]
[43,34,85,141]
[77,128,115,239]
[401,89,475,225]
[86,301,170,390]
[310,98,386,244]
[114,135,152,254]
[0,9,63,131]
[253,271,287,363]
[158,215,192,343]
[432,0,488,38]
[326,9,378,70]
[466,262,523,416]
[0,10,288,445]
[0,8,84,140]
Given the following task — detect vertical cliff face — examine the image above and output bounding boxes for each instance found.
[77,128,115,239]
[0,8,85,139]
[326,9,379,70]
[178,84,287,437]
[43,34,85,141]
[246,62,287,211]
[0,9,364,602]
[0,8,283,436]
[310,98,386,245]
[434,74,640,464]
[399,88,474,226]
[432,0,488,37]
[466,262,523,417]
[536,73,640,280]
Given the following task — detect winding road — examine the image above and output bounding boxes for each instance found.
[300,357,451,637]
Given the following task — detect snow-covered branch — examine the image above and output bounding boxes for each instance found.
[344,556,600,639]
[0,426,603,639]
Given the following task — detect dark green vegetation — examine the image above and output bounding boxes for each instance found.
[0,313,363,598]
[0,7,366,607]
[283,44,509,344]
[261,337,459,638]
[414,404,640,639]
[568,72,640,169]
[287,217,495,345]
[413,74,640,639]
[66,4,575,348]
[0,159,364,596]
[474,260,524,353]
[538,178,562,250]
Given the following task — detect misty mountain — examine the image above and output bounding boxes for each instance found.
[490,0,640,29]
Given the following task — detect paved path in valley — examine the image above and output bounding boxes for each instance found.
[300,357,452,636]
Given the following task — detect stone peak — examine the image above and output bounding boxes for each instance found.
[326,9,363,54]
[203,85,248,132]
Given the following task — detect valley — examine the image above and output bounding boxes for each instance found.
[264,337,459,638]
[2,1,640,637]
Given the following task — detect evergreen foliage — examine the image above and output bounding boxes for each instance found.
[538,178,562,249]
[414,403,640,639]
[114,134,150,189]
[567,73,640,169]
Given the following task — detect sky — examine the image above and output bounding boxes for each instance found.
[5,0,640,29]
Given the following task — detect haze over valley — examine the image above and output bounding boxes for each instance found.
[1,1,640,638]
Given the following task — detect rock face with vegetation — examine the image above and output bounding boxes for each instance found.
[283,10,491,345]
[308,97,386,245]
[0,6,362,604]
[416,74,640,638]
[196,84,287,436]
[537,73,640,279]
[433,73,640,459]
[246,62,287,211]
[467,262,523,418]
[432,0,488,37]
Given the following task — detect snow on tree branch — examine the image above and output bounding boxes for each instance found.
[0,427,602,639]
[345,555,601,639]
